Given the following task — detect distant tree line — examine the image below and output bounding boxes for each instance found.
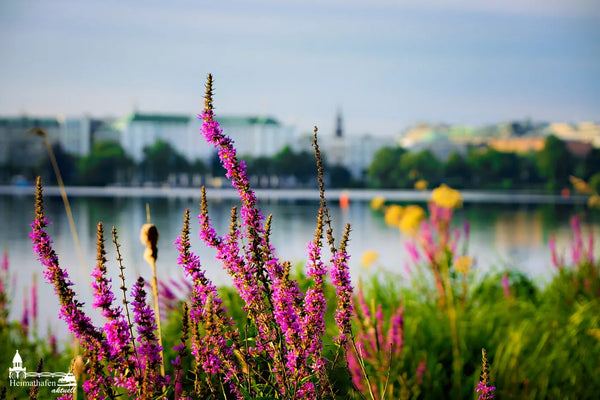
[1,140,353,188]
[368,135,600,192]
[2,135,599,192]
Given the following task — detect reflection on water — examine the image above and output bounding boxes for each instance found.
[494,211,544,248]
[1,194,598,339]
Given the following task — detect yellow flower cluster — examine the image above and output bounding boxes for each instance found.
[588,329,600,342]
[414,179,428,190]
[589,195,600,209]
[570,175,594,194]
[431,184,462,209]
[370,196,386,211]
[398,205,425,235]
[570,176,600,210]
[384,205,404,226]
[378,198,426,236]
[361,250,379,269]
[453,255,473,274]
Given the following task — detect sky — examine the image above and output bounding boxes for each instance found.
[0,0,599,137]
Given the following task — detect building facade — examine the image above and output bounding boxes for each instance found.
[121,113,191,162]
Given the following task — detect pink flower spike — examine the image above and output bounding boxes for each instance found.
[501,273,510,299]
[1,250,8,272]
[405,241,420,265]
[549,236,562,270]
[586,231,594,264]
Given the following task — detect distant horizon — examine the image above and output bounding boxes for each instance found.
[1,1,598,136]
[1,109,596,138]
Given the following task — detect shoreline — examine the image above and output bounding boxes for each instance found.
[0,185,588,204]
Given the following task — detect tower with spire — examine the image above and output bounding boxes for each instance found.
[335,108,343,138]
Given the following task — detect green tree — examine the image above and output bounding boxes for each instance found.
[443,152,471,188]
[273,146,317,185]
[536,135,575,191]
[328,165,352,188]
[141,140,189,182]
[78,141,134,186]
[38,143,79,185]
[245,156,275,177]
[399,149,442,187]
[191,158,207,175]
[367,146,406,188]
[582,148,600,181]
[467,148,523,189]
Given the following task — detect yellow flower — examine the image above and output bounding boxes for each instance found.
[588,195,600,209]
[570,176,594,194]
[588,329,600,342]
[384,205,404,227]
[454,255,473,274]
[431,184,462,209]
[414,179,428,190]
[370,196,386,211]
[398,205,425,235]
[361,250,379,269]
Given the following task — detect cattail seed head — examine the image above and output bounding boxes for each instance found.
[140,223,159,264]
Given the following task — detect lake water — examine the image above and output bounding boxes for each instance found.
[1,190,599,339]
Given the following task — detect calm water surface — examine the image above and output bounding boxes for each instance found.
[1,193,598,339]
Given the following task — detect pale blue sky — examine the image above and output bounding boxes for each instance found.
[0,0,598,136]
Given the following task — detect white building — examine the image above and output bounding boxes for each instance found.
[292,111,396,180]
[187,115,295,161]
[121,113,191,162]
[59,116,92,156]
[0,116,61,167]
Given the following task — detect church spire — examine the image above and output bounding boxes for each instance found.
[335,108,343,138]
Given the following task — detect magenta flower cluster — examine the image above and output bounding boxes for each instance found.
[30,74,356,400]
[186,75,355,398]
[30,180,167,399]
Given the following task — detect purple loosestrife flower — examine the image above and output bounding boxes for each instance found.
[271,262,304,371]
[199,75,285,281]
[300,215,328,375]
[355,281,376,356]
[571,216,584,265]
[586,231,594,264]
[82,344,114,400]
[1,250,7,273]
[91,224,131,352]
[90,222,136,392]
[176,210,235,333]
[375,304,385,350]
[405,241,421,265]
[415,355,427,385]
[549,236,564,269]
[330,224,354,346]
[475,381,496,400]
[131,276,168,397]
[20,297,29,337]
[386,304,404,358]
[49,332,58,356]
[30,177,105,352]
[176,209,242,398]
[476,348,495,400]
[30,276,38,330]
[502,273,511,299]
[172,302,190,400]
[347,343,366,392]
[198,188,277,355]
